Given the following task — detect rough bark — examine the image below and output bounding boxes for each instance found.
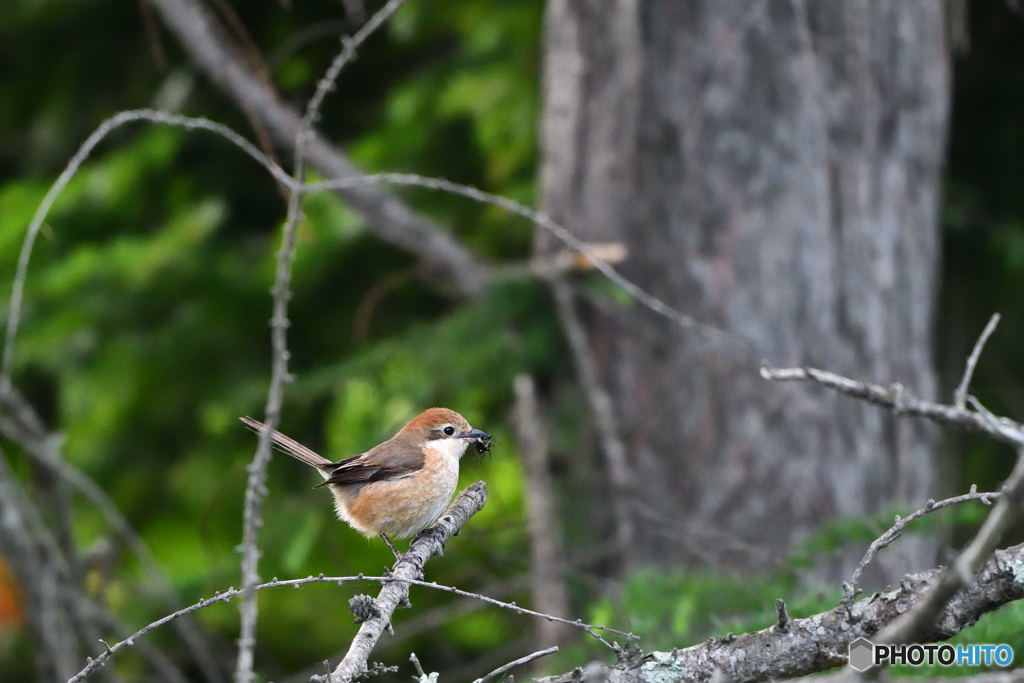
[539,0,950,572]
[314,481,489,683]
[539,541,1024,682]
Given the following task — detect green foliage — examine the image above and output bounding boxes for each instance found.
[0,1,547,678]
[583,503,1022,677]
[2,0,1024,680]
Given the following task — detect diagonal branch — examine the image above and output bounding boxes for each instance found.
[307,173,758,355]
[954,312,1000,408]
[540,541,1024,682]
[313,481,488,683]
[474,645,559,683]
[763,327,1024,651]
[148,0,489,297]
[0,109,291,386]
[0,384,222,682]
[877,449,1024,644]
[760,365,1024,448]
[842,486,1000,605]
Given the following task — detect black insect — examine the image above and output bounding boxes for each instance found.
[474,435,494,455]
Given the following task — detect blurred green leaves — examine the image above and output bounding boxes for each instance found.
[3,0,1024,680]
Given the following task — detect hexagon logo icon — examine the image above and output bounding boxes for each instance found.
[848,637,875,672]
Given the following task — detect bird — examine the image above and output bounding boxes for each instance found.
[240,408,492,555]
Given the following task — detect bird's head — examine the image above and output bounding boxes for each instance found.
[398,407,492,459]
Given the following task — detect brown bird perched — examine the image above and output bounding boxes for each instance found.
[240,408,492,554]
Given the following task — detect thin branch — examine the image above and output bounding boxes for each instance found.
[0,447,79,680]
[540,541,1024,682]
[234,5,408,681]
[842,486,1000,605]
[762,358,1024,648]
[0,385,222,682]
[149,0,490,296]
[71,567,624,683]
[474,645,559,683]
[278,546,620,683]
[409,652,428,678]
[760,365,1024,447]
[62,476,619,683]
[3,114,752,391]
[877,449,1024,644]
[231,141,300,683]
[0,110,290,385]
[306,173,758,356]
[73,593,190,683]
[314,482,490,683]
[954,313,1000,408]
[300,0,410,138]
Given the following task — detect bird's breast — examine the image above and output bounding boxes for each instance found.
[336,445,460,539]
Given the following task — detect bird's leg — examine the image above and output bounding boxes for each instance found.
[380,533,402,560]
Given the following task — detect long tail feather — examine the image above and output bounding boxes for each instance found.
[239,416,333,471]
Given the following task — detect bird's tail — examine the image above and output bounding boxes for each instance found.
[239,416,333,471]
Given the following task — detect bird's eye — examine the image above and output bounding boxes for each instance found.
[442,425,456,437]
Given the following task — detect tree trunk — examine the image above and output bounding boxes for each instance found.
[539,0,950,573]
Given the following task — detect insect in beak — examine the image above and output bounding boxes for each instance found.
[460,428,493,454]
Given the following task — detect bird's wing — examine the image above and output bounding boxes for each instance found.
[317,437,424,488]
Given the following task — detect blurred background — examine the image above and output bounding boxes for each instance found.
[1,0,1023,680]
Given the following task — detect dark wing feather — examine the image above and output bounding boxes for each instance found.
[316,437,424,488]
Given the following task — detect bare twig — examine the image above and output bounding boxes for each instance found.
[73,593,190,683]
[234,5,408,681]
[231,145,300,683]
[762,357,1024,647]
[0,385,221,682]
[0,447,79,680]
[71,564,625,683]
[760,365,1024,447]
[877,449,1024,644]
[69,575,438,682]
[540,541,1024,682]
[306,173,758,356]
[0,110,290,385]
[953,313,1000,408]
[474,645,559,683]
[149,0,490,296]
[841,487,1001,605]
[774,599,790,633]
[409,652,427,678]
[278,547,620,683]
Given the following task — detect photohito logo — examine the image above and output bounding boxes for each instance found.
[847,638,1015,672]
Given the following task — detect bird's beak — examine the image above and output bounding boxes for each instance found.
[461,427,493,455]
[459,428,492,442]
